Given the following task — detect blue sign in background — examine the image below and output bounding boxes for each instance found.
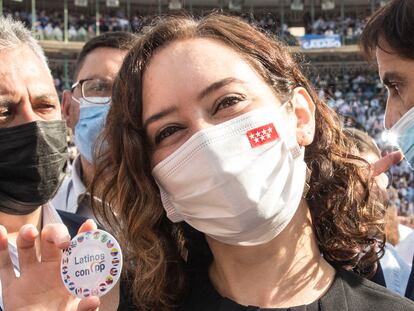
[299,35,342,49]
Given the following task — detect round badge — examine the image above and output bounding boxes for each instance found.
[60,229,123,299]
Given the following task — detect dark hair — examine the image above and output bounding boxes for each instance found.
[360,0,414,60]
[344,128,381,158]
[74,31,139,79]
[91,14,385,310]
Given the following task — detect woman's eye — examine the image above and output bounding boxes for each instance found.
[155,125,183,145]
[214,96,244,114]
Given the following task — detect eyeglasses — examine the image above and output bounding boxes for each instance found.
[71,78,112,105]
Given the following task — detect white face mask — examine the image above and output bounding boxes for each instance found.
[152,104,307,246]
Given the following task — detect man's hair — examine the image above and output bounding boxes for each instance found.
[73,31,139,79]
[0,16,49,71]
[360,0,414,60]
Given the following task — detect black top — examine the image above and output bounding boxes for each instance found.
[57,210,88,238]
[179,264,414,311]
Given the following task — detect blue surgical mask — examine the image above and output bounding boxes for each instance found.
[390,106,414,169]
[75,99,110,163]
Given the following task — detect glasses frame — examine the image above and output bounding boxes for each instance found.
[70,78,111,105]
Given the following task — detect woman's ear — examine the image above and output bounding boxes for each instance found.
[292,87,316,146]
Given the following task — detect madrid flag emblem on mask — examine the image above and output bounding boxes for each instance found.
[246,123,278,148]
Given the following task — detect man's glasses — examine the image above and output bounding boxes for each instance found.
[71,78,112,105]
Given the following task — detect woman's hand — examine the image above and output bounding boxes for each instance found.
[0,220,101,311]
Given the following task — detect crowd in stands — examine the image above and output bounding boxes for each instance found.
[306,14,365,43]
[3,8,363,44]
[314,71,414,222]
[3,9,133,41]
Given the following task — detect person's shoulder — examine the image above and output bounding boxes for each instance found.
[338,269,414,310]
[57,210,88,238]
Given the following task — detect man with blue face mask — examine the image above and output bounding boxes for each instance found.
[52,32,138,219]
[360,0,414,301]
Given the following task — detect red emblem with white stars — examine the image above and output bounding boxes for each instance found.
[246,123,278,148]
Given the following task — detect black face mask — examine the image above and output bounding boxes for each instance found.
[0,120,68,215]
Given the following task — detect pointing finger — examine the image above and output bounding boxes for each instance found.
[372,151,403,176]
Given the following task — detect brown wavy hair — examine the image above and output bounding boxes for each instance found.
[91,14,385,310]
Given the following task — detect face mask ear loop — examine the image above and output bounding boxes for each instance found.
[303,166,312,199]
[279,100,302,160]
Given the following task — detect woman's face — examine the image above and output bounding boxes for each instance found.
[142,38,315,167]
[142,38,284,166]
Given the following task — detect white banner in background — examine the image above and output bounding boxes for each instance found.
[229,0,243,11]
[300,35,342,50]
[106,0,119,7]
[291,0,304,11]
[74,0,88,7]
[322,0,335,10]
[169,0,183,10]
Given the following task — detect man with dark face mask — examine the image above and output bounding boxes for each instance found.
[360,0,414,301]
[0,17,116,310]
[52,31,138,219]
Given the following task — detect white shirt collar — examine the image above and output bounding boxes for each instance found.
[72,155,87,200]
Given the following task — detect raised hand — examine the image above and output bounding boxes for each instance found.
[0,220,101,311]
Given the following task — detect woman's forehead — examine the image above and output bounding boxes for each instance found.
[144,38,255,81]
[142,38,265,109]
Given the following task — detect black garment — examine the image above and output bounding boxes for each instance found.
[179,264,414,311]
[58,210,88,238]
[118,277,140,311]
[370,262,386,288]
[406,255,414,300]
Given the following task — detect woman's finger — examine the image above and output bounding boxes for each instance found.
[0,225,16,286]
[77,296,100,311]
[40,223,71,262]
[16,224,39,275]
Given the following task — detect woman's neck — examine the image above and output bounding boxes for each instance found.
[207,201,335,308]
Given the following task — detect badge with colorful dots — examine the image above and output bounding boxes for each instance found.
[60,229,123,299]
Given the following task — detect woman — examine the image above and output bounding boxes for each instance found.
[4,14,413,311]
[89,14,414,311]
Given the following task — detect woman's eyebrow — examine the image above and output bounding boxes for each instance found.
[143,106,178,131]
[197,77,245,101]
